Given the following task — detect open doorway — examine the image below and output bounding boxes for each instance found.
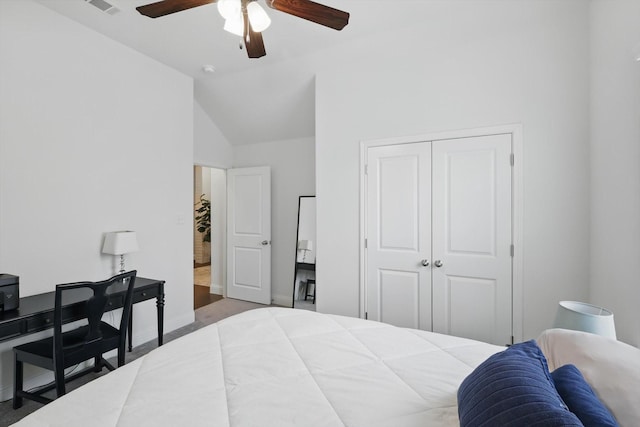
[194,165,226,309]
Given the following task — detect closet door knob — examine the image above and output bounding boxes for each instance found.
[421,259,430,267]
[434,260,443,268]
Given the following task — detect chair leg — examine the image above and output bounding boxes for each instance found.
[54,361,66,398]
[103,358,116,371]
[94,356,102,372]
[13,355,23,409]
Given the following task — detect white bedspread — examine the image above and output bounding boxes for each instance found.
[13,308,502,427]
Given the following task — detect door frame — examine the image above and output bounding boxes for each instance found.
[359,124,524,343]
[193,163,228,298]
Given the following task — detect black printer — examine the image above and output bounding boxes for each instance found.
[0,274,19,312]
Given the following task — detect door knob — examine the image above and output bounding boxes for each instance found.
[421,259,430,267]
[434,260,443,268]
[261,240,270,246]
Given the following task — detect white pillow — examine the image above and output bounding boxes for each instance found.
[537,328,640,427]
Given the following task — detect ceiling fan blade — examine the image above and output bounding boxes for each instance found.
[136,0,216,18]
[243,5,267,58]
[265,0,349,30]
[244,31,266,58]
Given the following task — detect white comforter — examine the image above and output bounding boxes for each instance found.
[13,308,502,427]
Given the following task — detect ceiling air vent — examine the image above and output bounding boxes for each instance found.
[84,0,120,15]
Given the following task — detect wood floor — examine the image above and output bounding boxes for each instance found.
[194,264,222,309]
[194,285,223,309]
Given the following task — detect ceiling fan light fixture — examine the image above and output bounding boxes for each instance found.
[247,2,271,33]
[223,14,244,37]
[217,0,241,20]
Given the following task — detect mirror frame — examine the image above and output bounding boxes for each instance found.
[292,195,315,308]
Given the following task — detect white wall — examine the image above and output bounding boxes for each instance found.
[233,137,315,306]
[194,100,233,169]
[315,0,591,341]
[0,0,194,397]
[210,168,226,294]
[589,0,640,346]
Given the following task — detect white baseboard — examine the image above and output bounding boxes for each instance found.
[131,311,195,347]
[164,311,195,335]
[210,283,223,295]
[271,293,292,307]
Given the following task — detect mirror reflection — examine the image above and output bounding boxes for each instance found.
[292,196,316,310]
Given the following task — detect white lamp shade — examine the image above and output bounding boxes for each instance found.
[247,2,271,32]
[553,301,616,339]
[223,14,244,37]
[217,0,241,20]
[219,0,244,36]
[102,231,139,255]
[298,240,313,251]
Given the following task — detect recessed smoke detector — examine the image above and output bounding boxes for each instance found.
[84,0,120,15]
[202,65,216,74]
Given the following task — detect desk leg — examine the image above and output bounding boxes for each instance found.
[128,310,133,352]
[157,283,164,346]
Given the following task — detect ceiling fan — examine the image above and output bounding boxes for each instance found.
[136,0,350,59]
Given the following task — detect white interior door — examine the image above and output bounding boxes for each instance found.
[226,166,271,304]
[365,143,432,330]
[431,134,512,345]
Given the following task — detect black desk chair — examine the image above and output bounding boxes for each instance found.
[13,271,137,409]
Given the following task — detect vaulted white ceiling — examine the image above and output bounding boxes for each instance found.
[35,0,428,145]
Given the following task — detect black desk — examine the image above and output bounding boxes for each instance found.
[296,262,316,272]
[0,277,165,351]
[292,263,316,307]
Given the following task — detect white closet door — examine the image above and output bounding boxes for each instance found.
[365,143,432,330]
[431,134,512,345]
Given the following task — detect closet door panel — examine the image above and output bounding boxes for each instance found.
[431,134,512,345]
[365,143,432,330]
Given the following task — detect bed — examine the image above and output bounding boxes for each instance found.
[12,307,503,427]
[11,307,640,427]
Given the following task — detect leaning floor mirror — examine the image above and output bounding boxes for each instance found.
[292,195,316,310]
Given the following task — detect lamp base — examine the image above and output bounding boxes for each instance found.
[119,254,126,274]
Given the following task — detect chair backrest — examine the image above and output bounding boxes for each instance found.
[53,271,137,356]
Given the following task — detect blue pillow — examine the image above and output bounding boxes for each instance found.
[551,364,618,427]
[457,340,583,427]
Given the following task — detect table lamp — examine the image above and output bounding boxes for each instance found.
[553,300,617,339]
[102,231,139,274]
[298,240,313,262]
